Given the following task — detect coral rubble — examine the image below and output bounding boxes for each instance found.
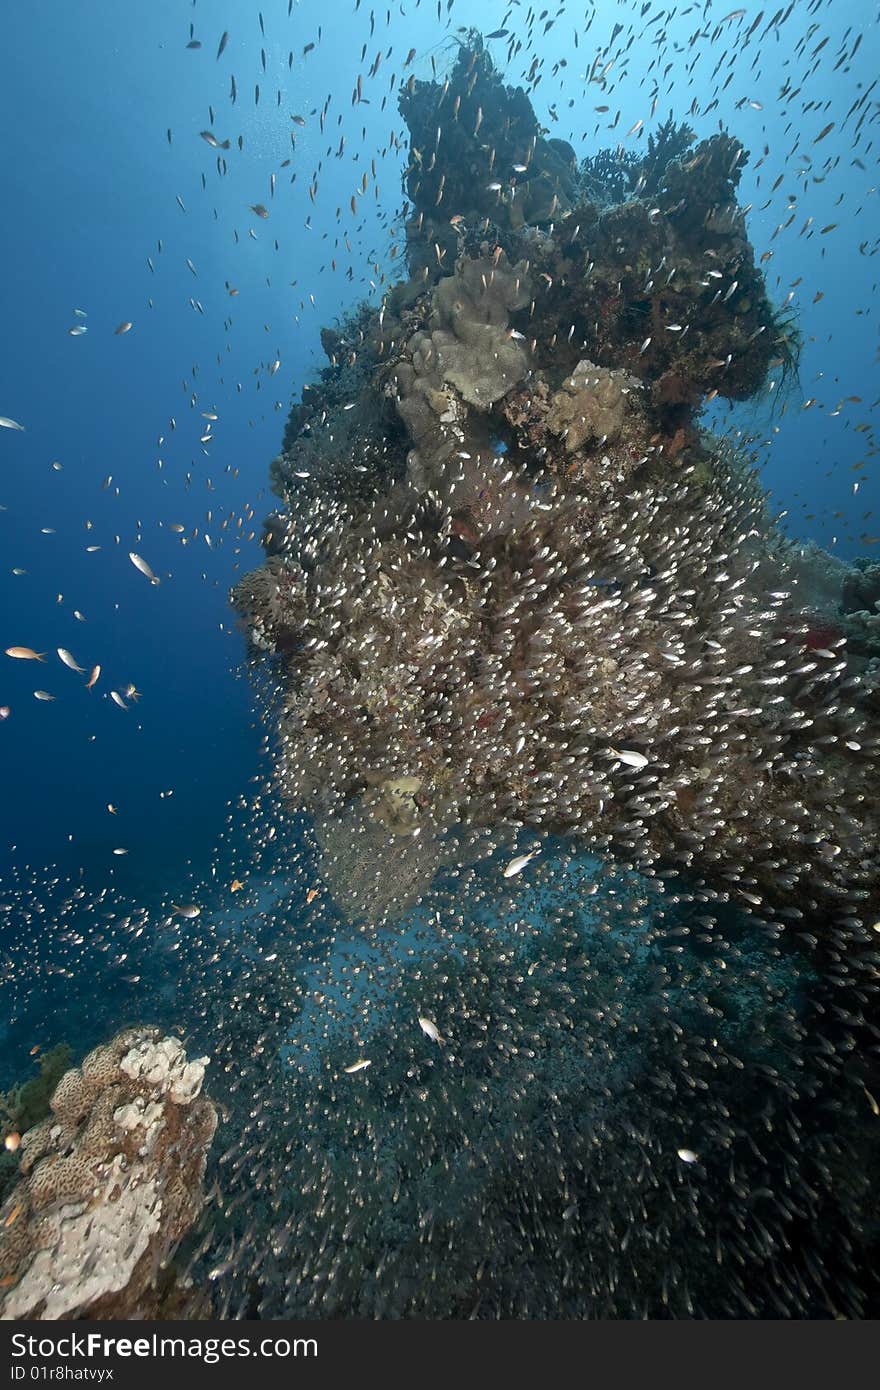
[0,1028,216,1320]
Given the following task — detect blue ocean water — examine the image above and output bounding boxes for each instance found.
[1,0,879,1320]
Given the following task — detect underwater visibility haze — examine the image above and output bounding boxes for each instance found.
[1,0,880,1320]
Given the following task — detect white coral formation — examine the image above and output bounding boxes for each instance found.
[119,1033,209,1105]
[0,1027,216,1321]
[6,1166,161,1321]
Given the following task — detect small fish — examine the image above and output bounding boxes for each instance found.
[503,848,541,878]
[250,203,270,219]
[306,887,319,903]
[3,1132,20,1153]
[110,690,128,709]
[129,552,160,585]
[0,416,25,431]
[200,131,230,150]
[230,878,244,892]
[112,848,128,855]
[344,1059,372,1074]
[418,1016,445,1044]
[216,30,229,59]
[611,748,650,769]
[677,1148,699,1164]
[290,114,307,127]
[6,647,45,661]
[68,325,88,336]
[114,321,133,335]
[33,690,55,701]
[85,664,101,689]
[173,903,201,919]
[0,706,10,720]
[57,648,85,673]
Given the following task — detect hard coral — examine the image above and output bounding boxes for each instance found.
[0,1027,216,1320]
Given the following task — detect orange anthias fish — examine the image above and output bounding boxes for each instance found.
[5,646,45,661]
